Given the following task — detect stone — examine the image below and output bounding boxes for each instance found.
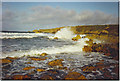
[1,59,12,64]
[12,75,30,80]
[40,75,53,80]
[40,53,48,56]
[48,59,64,67]
[25,62,31,64]
[65,72,87,80]
[83,46,92,52]
[58,67,67,70]
[6,57,18,60]
[28,71,36,75]
[82,66,96,72]
[30,57,48,61]
[36,69,45,72]
[54,37,58,40]
[39,69,66,80]
[23,66,35,70]
[85,39,93,45]
[72,35,81,41]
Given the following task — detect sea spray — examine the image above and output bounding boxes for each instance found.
[54,27,74,40]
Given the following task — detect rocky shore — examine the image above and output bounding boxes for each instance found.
[1,50,119,80]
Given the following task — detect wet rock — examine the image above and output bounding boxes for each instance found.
[30,57,48,61]
[85,39,93,45]
[58,67,67,70]
[6,57,18,60]
[82,66,96,73]
[23,66,35,70]
[72,35,81,41]
[65,72,87,80]
[28,71,36,75]
[40,75,53,80]
[95,62,106,71]
[54,37,58,40]
[103,71,113,79]
[2,64,11,69]
[1,59,12,64]
[36,69,45,72]
[40,69,66,80]
[96,62,104,65]
[40,53,48,57]
[25,62,31,64]
[83,46,92,52]
[112,65,118,74]
[48,59,64,67]
[12,75,31,80]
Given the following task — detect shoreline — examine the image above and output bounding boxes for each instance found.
[1,24,119,80]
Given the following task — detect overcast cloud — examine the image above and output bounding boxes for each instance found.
[2,5,118,31]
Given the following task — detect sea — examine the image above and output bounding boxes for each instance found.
[1,28,90,58]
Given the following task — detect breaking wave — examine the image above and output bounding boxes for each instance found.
[1,32,53,39]
[1,27,102,58]
[2,38,89,58]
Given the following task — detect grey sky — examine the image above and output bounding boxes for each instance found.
[2,2,119,31]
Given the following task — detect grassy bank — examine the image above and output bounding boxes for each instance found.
[32,24,118,35]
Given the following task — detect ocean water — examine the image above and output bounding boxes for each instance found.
[1,32,74,58]
[1,28,89,58]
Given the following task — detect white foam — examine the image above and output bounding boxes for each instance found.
[54,27,74,40]
[93,39,102,44]
[1,32,52,39]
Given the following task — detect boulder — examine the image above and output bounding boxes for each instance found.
[6,57,18,60]
[1,59,12,64]
[40,53,48,56]
[30,57,48,61]
[12,75,31,80]
[48,59,64,67]
[23,66,35,70]
[54,37,58,40]
[40,75,53,80]
[82,66,96,72]
[85,39,93,45]
[65,72,87,80]
[83,46,92,52]
[36,69,45,72]
[72,35,81,41]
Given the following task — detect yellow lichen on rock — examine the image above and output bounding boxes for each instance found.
[30,57,48,61]
[54,37,58,40]
[36,69,45,72]
[82,66,95,72]
[40,75,53,80]
[6,57,18,60]
[83,46,92,52]
[101,30,109,34]
[72,35,81,41]
[48,59,64,67]
[1,59,12,63]
[85,39,93,45]
[23,66,35,70]
[12,75,30,80]
[65,72,87,80]
[40,53,48,56]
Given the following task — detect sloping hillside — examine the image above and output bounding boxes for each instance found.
[33,24,118,36]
